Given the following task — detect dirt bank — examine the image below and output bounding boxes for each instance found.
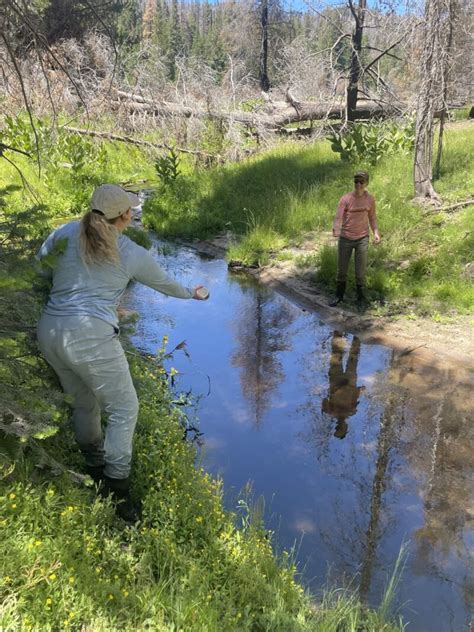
[179,235,474,378]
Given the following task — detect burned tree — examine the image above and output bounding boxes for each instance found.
[346,0,367,122]
[258,0,271,92]
[414,0,453,199]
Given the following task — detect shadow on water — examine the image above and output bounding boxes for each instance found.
[123,242,474,632]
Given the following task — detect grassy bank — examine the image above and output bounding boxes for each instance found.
[1,347,311,631]
[144,122,474,314]
[0,352,405,631]
[1,127,404,631]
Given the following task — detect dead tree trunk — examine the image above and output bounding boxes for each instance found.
[112,90,401,126]
[259,0,271,92]
[414,0,449,200]
[346,0,367,122]
[434,0,455,179]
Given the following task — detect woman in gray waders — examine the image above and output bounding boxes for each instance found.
[37,184,209,521]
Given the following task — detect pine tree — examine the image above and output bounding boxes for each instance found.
[168,0,183,79]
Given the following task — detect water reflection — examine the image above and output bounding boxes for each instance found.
[321,331,365,440]
[231,287,295,426]
[386,358,474,628]
[122,245,474,632]
[358,386,399,602]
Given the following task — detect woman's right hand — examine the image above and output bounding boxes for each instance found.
[192,285,210,300]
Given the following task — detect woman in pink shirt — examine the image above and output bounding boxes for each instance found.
[330,170,381,307]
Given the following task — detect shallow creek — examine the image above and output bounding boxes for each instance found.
[122,239,473,632]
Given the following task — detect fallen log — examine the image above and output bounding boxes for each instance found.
[62,126,217,160]
[112,91,402,127]
[423,197,474,214]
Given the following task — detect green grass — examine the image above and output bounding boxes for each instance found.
[0,348,313,631]
[0,353,405,630]
[143,123,474,314]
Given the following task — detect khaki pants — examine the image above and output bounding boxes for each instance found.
[336,236,369,286]
[37,313,139,479]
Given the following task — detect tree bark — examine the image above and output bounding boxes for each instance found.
[413,0,448,200]
[346,0,367,122]
[259,0,271,92]
[434,0,455,180]
[62,126,216,159]
[113,90,401,127]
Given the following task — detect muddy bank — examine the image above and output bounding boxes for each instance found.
[177,235,474,377]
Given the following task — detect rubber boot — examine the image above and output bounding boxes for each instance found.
[85,464,105,484]
[356,285,367,309]
[102,476,141,523]
[329,282,346,307]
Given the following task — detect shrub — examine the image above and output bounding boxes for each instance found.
[155,149,180,187]
[328,119,415,166]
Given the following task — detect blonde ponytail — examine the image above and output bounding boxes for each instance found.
[80,211,120,265]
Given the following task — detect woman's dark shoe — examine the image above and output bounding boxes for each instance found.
[102,475,141,523]
[329,281,346,307]
[356,285,368,310]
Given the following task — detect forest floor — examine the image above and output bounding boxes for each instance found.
[181,232,474,377]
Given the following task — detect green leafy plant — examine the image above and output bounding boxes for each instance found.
[154,149,180,187]
[123,226,152,249]
[1,115,50,157]
[55,133,108,178]
[239,97,265,113]
[328,119,415,165]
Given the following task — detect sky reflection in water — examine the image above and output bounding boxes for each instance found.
[123,242,474,632]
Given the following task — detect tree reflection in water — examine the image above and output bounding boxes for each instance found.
[231,287,295,426]
[394,362,474,627]
[300,336,473,625]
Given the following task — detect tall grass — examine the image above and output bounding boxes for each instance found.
[144,123,474,313]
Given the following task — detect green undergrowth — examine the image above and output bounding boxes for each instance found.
[143,122,474,314]
[0,347,308,631]
[0,115,158,219]
[0,348,404,631]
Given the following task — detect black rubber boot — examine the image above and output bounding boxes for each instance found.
[329,282,346,307]
[85,465,105,483]
[356,285,367,309]
[102,476,141,523]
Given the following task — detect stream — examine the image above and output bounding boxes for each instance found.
[122,238,473,632]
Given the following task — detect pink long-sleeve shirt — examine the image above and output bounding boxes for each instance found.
[333,191,378,240]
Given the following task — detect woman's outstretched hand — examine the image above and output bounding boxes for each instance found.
[192,285,210,300]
